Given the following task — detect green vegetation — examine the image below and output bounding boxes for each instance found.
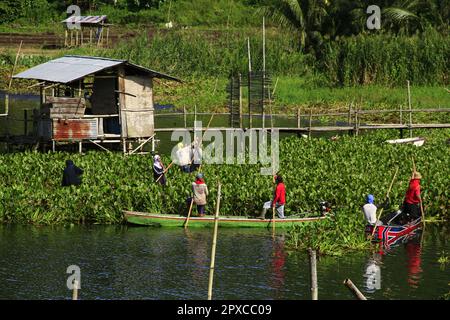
[438,251,449,265]
[0,129,448,228]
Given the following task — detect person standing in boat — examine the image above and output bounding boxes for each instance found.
[176,142,191,173]
[402,171,422,221]
[258,174,286,219]
[362,194,389,226]
[153,154,166,186]
[62,160,83,187]
[190,137,202,172]
[189,173,209,217]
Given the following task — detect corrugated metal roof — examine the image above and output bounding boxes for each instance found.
[13,55,182,84]
[61,15,107,24]
[14,56,122,84]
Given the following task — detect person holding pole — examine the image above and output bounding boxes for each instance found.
[187,173,209,217]
[362,194,389,226]
[258,174,286,219]
[402,171,422,222]
[153,154,166,186]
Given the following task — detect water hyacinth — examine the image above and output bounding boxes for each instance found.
[0,129,448,226]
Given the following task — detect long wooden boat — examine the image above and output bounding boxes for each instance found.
[365,216,422,244]
[123,211,328,228]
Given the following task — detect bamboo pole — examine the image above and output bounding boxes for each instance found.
[272,206,276,233]
[308,109,313,138]
[407,80,413,138]
[184,198,195,229]
[412,157,425,222]
[343,279,367,300]
[262,17,266,130]
[194,104,197,124]
[3,41,23,138]
[155,161,173,183]
[239,73,243,129]
[8,40,22,90]
[207,183,221,300]
[247,38,252,129]
[297,109,301,128]
[370,167,399,240]
[183,106,187,128]
[72,279,79,300]
[309,248,318,300]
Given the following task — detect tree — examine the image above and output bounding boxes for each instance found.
[259,0,330,54]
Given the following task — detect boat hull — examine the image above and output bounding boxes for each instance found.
[365,217,422,243]
[123,211,327,228]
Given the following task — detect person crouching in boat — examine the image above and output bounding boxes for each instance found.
[362,194,387,227]
[402,171,422,222]
[258,174,286,219]
[188,173,209,217]
[153,155,166,186]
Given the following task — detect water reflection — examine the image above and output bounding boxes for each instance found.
[405,240,423,289]
[184,229,209,288]
[368,229,424,293]
[364,252,382,293]
[269,234,287,298]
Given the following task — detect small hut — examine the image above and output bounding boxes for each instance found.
[62,15,111,47]
[13,55,182,154]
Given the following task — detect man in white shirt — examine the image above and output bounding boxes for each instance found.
[362,194,384,226]
[176,142,191,173]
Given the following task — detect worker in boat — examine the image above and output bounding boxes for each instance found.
[62,160,83,187]
[362,194,389,226]
[402,171,422,222]
[153,154,166,186]
[187,173,209,217]
[258,174,286,219]
[176,142,191,173]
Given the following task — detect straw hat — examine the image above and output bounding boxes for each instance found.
[413,171,422,179]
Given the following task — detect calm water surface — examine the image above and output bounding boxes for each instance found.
[0,224,448,300]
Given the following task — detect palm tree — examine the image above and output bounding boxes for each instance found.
[259,0,329,53]
[383,0,449,34]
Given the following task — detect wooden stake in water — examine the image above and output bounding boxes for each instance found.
[344,279,367,300]
[184,198,195,229]
[309,248,318,300]
[72,279,79,300]
[207,183,221,300]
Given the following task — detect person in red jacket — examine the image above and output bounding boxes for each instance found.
[258,174,286,219]
[402,171,422,221]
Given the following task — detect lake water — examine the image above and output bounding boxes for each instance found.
[0,224,448,300]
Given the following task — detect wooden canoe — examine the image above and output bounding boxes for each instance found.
[386,137,425,146]
[365,216,422,244]
[123,211,328,228]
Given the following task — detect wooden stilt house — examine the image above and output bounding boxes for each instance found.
[13,55,182,153]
